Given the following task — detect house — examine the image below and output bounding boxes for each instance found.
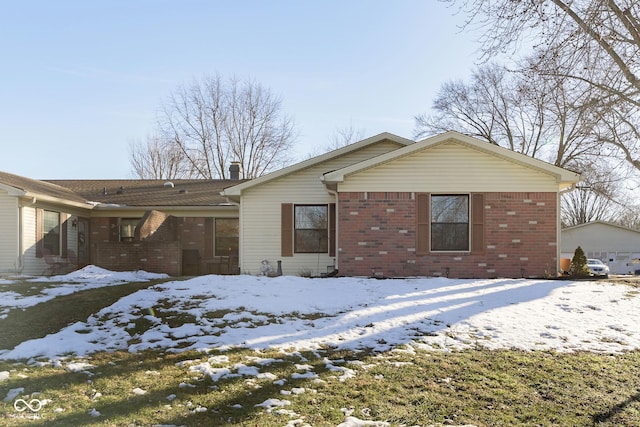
[0,170,243,277]
[222,131,581,279]
[561,221,640,275]
[1,131,581,279]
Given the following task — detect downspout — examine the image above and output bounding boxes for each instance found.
[557,183,578,277]
[327,189,339,271]
[17,203,23,273]
[222,196,242,274]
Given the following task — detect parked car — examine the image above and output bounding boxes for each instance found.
[587,259,610,278]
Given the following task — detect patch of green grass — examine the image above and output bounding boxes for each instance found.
[0,279,171,350]
[0,348,639,426]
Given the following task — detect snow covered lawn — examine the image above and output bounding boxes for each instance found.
[1,266,639,361]
[1,267,639,426]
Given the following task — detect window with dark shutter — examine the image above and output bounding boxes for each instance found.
[36,208,43,258]
[416,193,430,255]
[471,193,485,254]
[294,205,328,253]
[329,203,336,257]
[61,213,68,258]
[431,195,470,251]
[215,218,239,257]
[281,203,293,257]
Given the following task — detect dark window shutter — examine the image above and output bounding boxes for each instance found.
[36,208,43,258]
[329,203,336,257]
[204,218,214,258]
[281,203,293,257]
[416,193,430,255]
[61,213,68,258]
[471,193,485,254]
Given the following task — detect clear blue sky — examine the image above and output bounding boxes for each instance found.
[0,1,479,179]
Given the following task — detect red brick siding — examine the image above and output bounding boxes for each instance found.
[138,210,175,241]
[90,215,218,276]
[91,241,182,275]
[337,192,557,278]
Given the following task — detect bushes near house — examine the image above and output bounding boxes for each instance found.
[570,246,591,278]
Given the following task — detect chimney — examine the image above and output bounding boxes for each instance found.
[229,162,241,180]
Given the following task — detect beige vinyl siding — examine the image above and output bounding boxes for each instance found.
[0,192,19,274]
[240,140,401,276]
[338,142,561,193]
[20,205,43,276]
[562,223,640,254]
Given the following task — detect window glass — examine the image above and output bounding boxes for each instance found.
[120,218,139,242]
[295,205,328,253]
[431,195,469,251]
[215,218,239,257]
[43,210,60,255]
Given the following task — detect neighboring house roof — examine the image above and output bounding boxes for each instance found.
[48,179,245,207]
[0,170,246,210]
[562,220,640,235]
[0,171,90,207]
[322,131,581,189]
[221,132,414,200]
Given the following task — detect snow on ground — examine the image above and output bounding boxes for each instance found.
[1,267,639,361]
[0,266,167,319]
[1,267,639,426]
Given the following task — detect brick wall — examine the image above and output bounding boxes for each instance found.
[138,210,176,241]
[92,241,182,275]
[337,191,558,279]
[89,215,213,276]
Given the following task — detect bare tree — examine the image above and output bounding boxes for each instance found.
[414,60,636,224]
[328,123,366,150]
[305,123,367,159]
[561,161,629,226]
[415,62,605,167]
[129,134,195,179]
[156,74,296,179]
[448,0,640,171]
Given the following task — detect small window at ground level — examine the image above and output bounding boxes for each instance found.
[43,210,61,255]
[295,205,328,253]
[431,195,469,251]
[215,218,239,257]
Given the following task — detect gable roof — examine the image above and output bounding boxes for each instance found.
[0,171,90,207]
[322,131,581,189]
[562,220,640,235]
[221,132,413,200]
[0,170,245,210]
[48,179,244,207]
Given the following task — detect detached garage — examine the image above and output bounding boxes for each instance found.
[561,221,640,275]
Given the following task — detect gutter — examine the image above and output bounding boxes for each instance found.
[326,188,339,271]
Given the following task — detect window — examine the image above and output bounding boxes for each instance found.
[431,195,469,251]
[120,218,139,242]
[215,218,239,257]
[43,210,61,255]
[294,205,328,253]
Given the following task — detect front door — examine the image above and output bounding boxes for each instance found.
[77,217,90,268]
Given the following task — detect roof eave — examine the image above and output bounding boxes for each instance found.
[22,192,93,209]
[222,132,414,196]
[91,204,238,211]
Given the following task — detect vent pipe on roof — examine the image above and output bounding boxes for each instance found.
[229,162,241,180]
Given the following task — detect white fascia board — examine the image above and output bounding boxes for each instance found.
[0,182,26,196]
[562,220,640,234]
[23,192,94,210]
[322,131,582,186]
[222,132,413,197]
